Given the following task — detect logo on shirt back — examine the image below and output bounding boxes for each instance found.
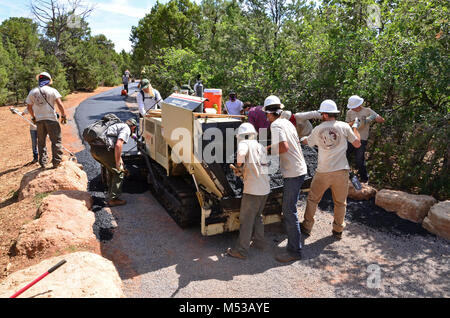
[318,127,341,150]
[34,90,47,106]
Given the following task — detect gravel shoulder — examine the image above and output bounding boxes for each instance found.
[96,192,449,298]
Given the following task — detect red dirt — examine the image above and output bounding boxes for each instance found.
[0,86,117,282]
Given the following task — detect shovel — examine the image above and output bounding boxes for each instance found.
[10,107,76,159]
[10,259,66,298]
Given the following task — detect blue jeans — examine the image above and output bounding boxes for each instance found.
[30,130,38,160]
[347,140,368,182]
[282,175,306,257]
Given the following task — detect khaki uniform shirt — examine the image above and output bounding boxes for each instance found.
[345,107,379,140]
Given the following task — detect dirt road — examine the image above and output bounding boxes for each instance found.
[74,86,449,298]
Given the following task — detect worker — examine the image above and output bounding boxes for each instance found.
[226,123,270,259]
[26,72,67,169]
[294,110,323,138]
[90,118,138,207]
[244,102,270,141]
[18,108,47,164]
[345,95,385,183]
[137,79,163,117]
[122,72,129,94]
[300,99,361,240]
[224,91,244,116]
[264,95,308,263]
[193,74,204,98]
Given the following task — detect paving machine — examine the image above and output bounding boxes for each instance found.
[127,93,312,236]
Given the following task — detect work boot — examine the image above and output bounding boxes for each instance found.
[107,199,126,207]
[250,240,266,250]
[300,223,311,237]
[226,248,246,260]
[332,230,343,240]
[275,251,302,263]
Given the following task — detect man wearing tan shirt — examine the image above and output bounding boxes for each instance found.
[345,95,384,183]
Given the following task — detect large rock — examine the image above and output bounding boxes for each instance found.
[422,201,450,240]
[12,191,97,258]
[348,181,377,200]
[0,252,124,298]
[18,160,88,200]
[375,189,437,223]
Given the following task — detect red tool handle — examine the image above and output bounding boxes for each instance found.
[10,260,66,298]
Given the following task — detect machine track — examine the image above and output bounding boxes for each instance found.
[142,152,201,228]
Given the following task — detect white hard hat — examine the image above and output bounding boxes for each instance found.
[36,72,52,81]
[347,95,364,109]
[36,72,53,85]
[318,99,340,113]
[237,123,257,137]
[280,110,292,120]
[262,95,285,112]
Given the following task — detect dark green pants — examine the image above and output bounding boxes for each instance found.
[90,145,124,201]
[36,120,62,166]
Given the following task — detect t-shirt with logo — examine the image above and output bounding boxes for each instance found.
[26,86,62,122]
[236,139,270,196]
[104,123,131,149]
[270,118,308,178]
[225,99,244,115]
[306,120,357,173]
[345,107,379,140]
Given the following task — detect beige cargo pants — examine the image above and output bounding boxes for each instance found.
[302,169,349,233]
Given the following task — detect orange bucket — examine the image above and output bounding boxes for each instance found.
[203,89,222,114]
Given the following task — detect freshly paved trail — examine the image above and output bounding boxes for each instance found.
[73,86,450,298]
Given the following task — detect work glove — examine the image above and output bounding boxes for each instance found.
[364,114,377,125]
[352,118,361,129]
[31,117,37,125]
[60,115,67,125]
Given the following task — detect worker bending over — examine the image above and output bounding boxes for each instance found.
[90,118,138,207]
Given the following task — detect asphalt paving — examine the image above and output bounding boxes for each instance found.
[72,85,449,298]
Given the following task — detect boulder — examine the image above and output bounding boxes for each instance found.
[422,201,450,240]
[0,252,124,298]
[375,189,437,223]
[18,160,88,200]
[348,181,377,200]
[12,191,97,258]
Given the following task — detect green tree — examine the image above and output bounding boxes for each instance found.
[0,17,42,103]
[0,40,11,104]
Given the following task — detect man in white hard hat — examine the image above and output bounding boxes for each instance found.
[300,99,361,239]
[345,95,384,183]
[264,95,308,263]
[26,72,67,169]
[226,123,270,259]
